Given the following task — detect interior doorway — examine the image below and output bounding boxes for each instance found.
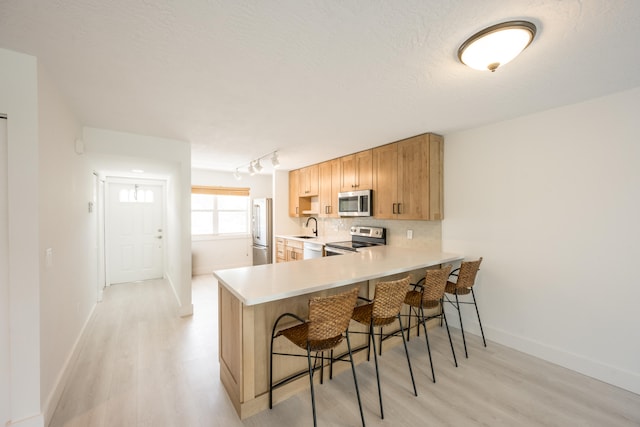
[106,178,165,285]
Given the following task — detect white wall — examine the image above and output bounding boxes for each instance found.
[442,86,640,394]
[83,128,193,316]
[0,48,44,427]
[191,168,272,274]
[37,65,95,423]
[0,116,10,426]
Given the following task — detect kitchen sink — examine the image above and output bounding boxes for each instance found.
[292,235,316,239]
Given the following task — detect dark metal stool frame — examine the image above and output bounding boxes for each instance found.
[404,265,457,383]
[269,288,366,427]
[443,257,485,358]
[350,276,417,419]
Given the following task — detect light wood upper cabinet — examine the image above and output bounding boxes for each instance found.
[318,158,340,218]
[288,169,300,217]
[340,149,372,192]
[298,164,319,197]
[289,133,443,220]
[289,169,311,217]
[373,133,443,220]
[372,143,398,218]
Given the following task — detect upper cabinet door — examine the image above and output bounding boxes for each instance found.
[372,134,444,220]
[372,143,398,219]
[340,149,372,192]
[298,164,319,196]
[397,135,430,220]
[318,159,340,217]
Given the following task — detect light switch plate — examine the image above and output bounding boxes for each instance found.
[407,229,413,239]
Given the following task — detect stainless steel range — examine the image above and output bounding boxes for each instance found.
[325,226,386,256]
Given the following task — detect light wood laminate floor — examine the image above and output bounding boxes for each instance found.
[49,276,640,427]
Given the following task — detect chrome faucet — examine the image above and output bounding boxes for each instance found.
[305,216,318,237]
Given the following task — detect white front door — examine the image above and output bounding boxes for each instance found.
[107,181,164,284]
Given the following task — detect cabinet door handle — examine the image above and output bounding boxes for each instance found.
[398,203,402,214]
[392,203,397,214]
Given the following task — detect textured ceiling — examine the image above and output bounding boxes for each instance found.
[1,0,640,173]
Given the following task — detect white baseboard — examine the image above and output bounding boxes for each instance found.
[42,302,97,426]
[487,325,640,396]
[8,413,44,427]
[165,273,193,317]
[445,307,640,395]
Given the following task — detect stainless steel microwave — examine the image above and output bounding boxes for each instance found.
[338,189,372,217]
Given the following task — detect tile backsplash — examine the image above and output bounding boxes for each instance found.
[300,217,442,250]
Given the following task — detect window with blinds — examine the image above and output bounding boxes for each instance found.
[191,186,250,236]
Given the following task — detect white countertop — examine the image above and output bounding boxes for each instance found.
[214,246,463,306]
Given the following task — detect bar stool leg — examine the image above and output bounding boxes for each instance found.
[419,306,436,383]
[471,288,487,347]
[369,322,384,419]
[441,299,458,367]
[269,332,275,409]
[346,330,366,427]
[397,313,417,396]
[306,344,318,427]
[455,292,468,358]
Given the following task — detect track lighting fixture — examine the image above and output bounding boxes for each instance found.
[233,150,279,178]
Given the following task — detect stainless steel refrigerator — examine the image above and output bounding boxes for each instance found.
[252,198,272,265]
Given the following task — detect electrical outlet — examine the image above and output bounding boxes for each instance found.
[407,229,413,239]
[45,248,53,267]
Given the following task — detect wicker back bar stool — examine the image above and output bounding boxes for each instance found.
[404,265,456,383]
[269,287,365,427]
[350,275,417,419]
[444,257,485,358]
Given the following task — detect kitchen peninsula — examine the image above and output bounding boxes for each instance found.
[214,246,463,419]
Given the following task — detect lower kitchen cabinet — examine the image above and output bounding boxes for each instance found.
[276,238,304,262]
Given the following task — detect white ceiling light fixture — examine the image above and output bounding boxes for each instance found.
[233,150,279,178]
[271,152,280,168]
[458,20,537,72]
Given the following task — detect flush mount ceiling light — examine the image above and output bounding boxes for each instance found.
[458,20,536,72]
